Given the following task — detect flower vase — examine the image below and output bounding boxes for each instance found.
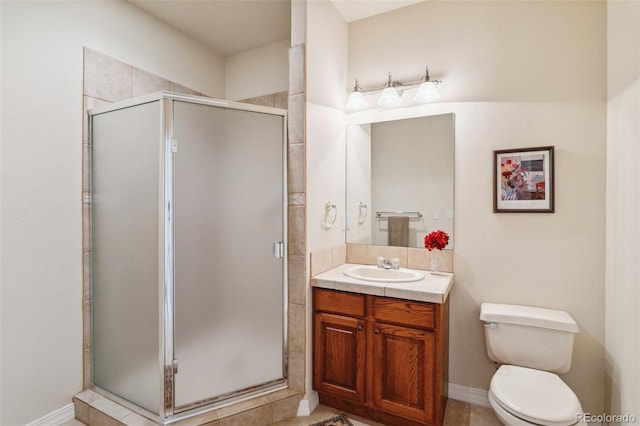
[430,250,439,274]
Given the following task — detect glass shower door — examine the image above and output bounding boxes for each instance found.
[172,101,286,410]
[91,101,162,415]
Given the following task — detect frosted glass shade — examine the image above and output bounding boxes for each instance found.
[414,81,441,103]
[377,87,401,107]
[345,91,368,110]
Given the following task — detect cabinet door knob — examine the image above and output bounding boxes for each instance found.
[357,325,363,331]
[374,328,380,334]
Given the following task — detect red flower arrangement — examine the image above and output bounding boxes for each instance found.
[424,230,449,251]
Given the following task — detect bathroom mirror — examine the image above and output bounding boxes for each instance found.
[345,113,454,248]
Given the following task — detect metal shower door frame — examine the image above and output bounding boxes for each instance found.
[88,92,288,424]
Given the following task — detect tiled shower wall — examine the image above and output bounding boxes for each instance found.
[81,46,307,424]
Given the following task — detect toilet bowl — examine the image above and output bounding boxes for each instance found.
[480,303,584,426]
[488,365,585,426]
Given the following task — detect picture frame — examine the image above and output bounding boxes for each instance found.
[493,146,554,213]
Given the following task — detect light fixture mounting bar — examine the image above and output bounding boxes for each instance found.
[354,67,442,95]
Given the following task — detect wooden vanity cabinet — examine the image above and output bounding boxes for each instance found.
[313,289,367,402]
[313,288,449,426]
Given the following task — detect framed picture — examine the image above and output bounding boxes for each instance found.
[493,146,554,213]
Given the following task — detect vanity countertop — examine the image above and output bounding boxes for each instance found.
[311,263,453,304]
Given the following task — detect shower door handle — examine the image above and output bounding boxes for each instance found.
[273,242,284,258]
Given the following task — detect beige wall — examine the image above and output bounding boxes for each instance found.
[606,0,640,421]
[0,2,225,424]
[225,39,290,101]
[348,1,605,104]
[306,0,349,254]
[344,0,607,413]
[305,0,349,400]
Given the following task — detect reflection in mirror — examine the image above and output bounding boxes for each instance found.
[345,113,454,249]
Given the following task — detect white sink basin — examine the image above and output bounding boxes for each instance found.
[343,266,425,283]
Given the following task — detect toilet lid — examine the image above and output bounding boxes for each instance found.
[491,365,582,426]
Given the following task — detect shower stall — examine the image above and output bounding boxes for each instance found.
[89,92,287,423]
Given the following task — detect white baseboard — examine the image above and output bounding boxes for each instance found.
[297,391,320,416]
[448,383,491,408]
[25,403,75,426]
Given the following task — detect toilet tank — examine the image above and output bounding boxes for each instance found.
[480,303,579,374]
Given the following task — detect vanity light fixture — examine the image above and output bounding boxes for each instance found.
[414,67,442,103]
[377,73,402,107]
[345,66,442,111]
[345,79,368,111]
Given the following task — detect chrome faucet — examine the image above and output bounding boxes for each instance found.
[377,257,400,270]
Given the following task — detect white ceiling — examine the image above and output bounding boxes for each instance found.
[127,0,426,57]
[329,0,426,23]
[127,0,292,57]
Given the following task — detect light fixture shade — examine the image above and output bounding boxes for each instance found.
[345,91,368,110]
[377,87,401,107]
[414,81,441,103]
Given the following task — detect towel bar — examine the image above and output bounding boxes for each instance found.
[376,211,423,218]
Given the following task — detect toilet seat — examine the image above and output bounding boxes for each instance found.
[490,365,582,426]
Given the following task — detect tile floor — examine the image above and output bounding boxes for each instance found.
[63,399,501,426]
[270,400,501,426]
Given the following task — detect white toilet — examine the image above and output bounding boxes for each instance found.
[480,303,586,426]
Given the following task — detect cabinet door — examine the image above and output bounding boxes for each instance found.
[372,322,435,424]
[314,313,366,402]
